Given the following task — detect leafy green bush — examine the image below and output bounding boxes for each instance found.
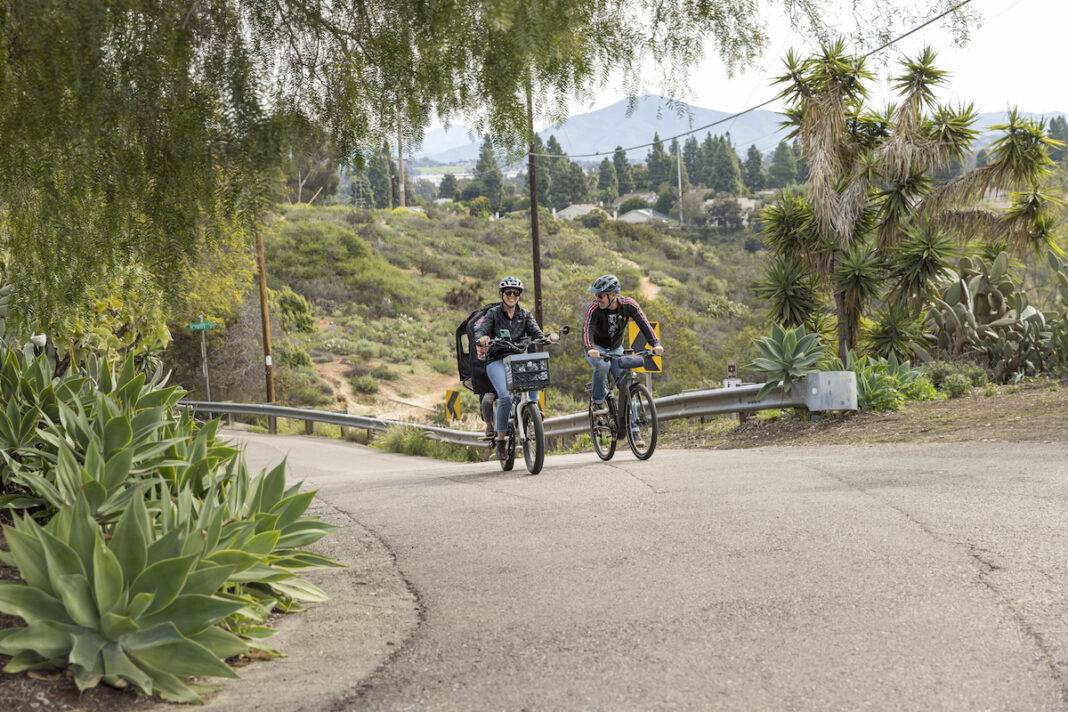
[942,372,971,398]
[271,285,316,333]
[350,375,378,394]
[618,196,650,213]
[579,209,609,229]
[429,358,453,375]
[857,370,906,412]
[899,375,940,402]
[370,365,398,381]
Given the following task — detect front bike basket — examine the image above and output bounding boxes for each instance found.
[504,352,550,391]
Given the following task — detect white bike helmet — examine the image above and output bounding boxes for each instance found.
[498,276,525,293]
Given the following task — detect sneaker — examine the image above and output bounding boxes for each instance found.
[484,423,495,438]
[591,401,608,416]
[495,440,508,460]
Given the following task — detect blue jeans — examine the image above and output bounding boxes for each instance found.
[486,359,537,433]
[586,345,624,402]
[587,346,639,433]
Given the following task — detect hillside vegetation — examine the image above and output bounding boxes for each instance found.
[256,204,766,417]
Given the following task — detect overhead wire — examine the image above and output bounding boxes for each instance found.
[529,0,980,159]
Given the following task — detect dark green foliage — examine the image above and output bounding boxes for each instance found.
[767,140,799,189]
[646,134,672,190]
[887,222,959,307]
[272,286,317,333]
[864,305,923,362]
[439,174,458,200]
[618,196,651,213]
[474,138,504,213]
[598,159,619,198]
[756,256,820,327]
[744,145,765,192]
[613,146,634,195]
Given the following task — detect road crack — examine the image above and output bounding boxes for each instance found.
[796,460,1068,708]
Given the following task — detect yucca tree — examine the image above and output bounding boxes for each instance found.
[765,43,1061,361]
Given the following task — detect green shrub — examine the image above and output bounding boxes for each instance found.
[899,375,940,402]
[320,336,358,355]
[857,371,905,412]
[942,372,971,398]
[272,285,316,333]
[579,209,609,229]
[370,365,399,381]
[350,374,379,394]
[618,196,650,213]
[429,357,453,375]
[962,364,989,387]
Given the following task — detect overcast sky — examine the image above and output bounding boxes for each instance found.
[564,0,1065,120]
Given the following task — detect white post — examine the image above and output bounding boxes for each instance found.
[676,140,684,225]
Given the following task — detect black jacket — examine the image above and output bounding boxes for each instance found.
[472,304,546,362]
[582,296,659,351]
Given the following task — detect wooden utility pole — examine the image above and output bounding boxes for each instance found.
[255,231,276,407]
[525,82,544,326]
[396,101,406,208]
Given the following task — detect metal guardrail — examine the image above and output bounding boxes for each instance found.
[181,371,857,449]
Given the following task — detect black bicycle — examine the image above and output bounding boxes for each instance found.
[587,349,658,461]
[481,330,564,474]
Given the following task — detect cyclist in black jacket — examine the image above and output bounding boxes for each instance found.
[474,276,558,458]
[583,274,664,415]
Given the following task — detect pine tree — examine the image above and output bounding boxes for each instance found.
[546,135,571,209]
[792,139,808,183]
[669,137,688,187]
[645,133,671,190]
[474,136,504,213]
[767,139,798,189]
[439,173,458,200]
[708,136,742,194]
[975,148,988,168]
[597,158,619,199]
[530,135,551,206]
[612,146,633,194]
[698,133,716,187]
[682,137,701,185]
[566,162,589,204]
[1048,116,1068,162]
[367,141,394,209]
[743,144,765,192]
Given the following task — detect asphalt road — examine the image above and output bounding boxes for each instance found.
[235,433,1068,711]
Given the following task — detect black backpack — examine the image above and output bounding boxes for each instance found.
[455,303,497,395]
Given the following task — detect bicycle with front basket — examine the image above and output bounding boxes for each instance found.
[587,349,658,461]
[482,328,567,474]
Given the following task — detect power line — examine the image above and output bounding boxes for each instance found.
[530,0,979,159]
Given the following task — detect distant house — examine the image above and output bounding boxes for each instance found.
[556,203,600,220]
[433,198,454,204]
[618,208,673,225]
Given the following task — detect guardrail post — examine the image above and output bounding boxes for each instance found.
[268,416,277,435]
[304,420,314,435]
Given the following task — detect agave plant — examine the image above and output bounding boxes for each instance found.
[749,324,826,398]
[0,496,246,702]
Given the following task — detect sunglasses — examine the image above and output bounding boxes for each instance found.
[501,289,522,297]
[596,292,611,299]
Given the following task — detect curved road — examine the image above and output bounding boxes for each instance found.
[236,433,1068,711]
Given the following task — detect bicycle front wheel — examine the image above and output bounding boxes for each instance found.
[500,424,516,471]
[522,404,545,475]
[589,398,616,461]
[626,383,658,460]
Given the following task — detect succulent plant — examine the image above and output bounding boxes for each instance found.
[749,324,826,398]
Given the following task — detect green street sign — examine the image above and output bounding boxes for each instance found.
[189,320,216,332]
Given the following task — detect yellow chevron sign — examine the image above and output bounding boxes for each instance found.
[627,321,662,373]
[444,389,462,422]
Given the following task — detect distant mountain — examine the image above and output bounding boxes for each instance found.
[414,96,1065,164]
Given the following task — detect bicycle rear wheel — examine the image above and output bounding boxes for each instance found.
[589,398,616,461]
[626,383,658,460]
[522,404,545,474]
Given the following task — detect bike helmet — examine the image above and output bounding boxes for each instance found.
[588,274,621,294]
[498,276,525,293]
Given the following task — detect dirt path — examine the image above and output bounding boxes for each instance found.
[617,256,660,300]
[666,379,1068,450]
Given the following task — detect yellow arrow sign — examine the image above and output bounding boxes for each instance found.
[627,320,662,373]
[444,389,462,422]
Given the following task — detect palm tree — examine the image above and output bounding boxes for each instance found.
[763,43,1060,361]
